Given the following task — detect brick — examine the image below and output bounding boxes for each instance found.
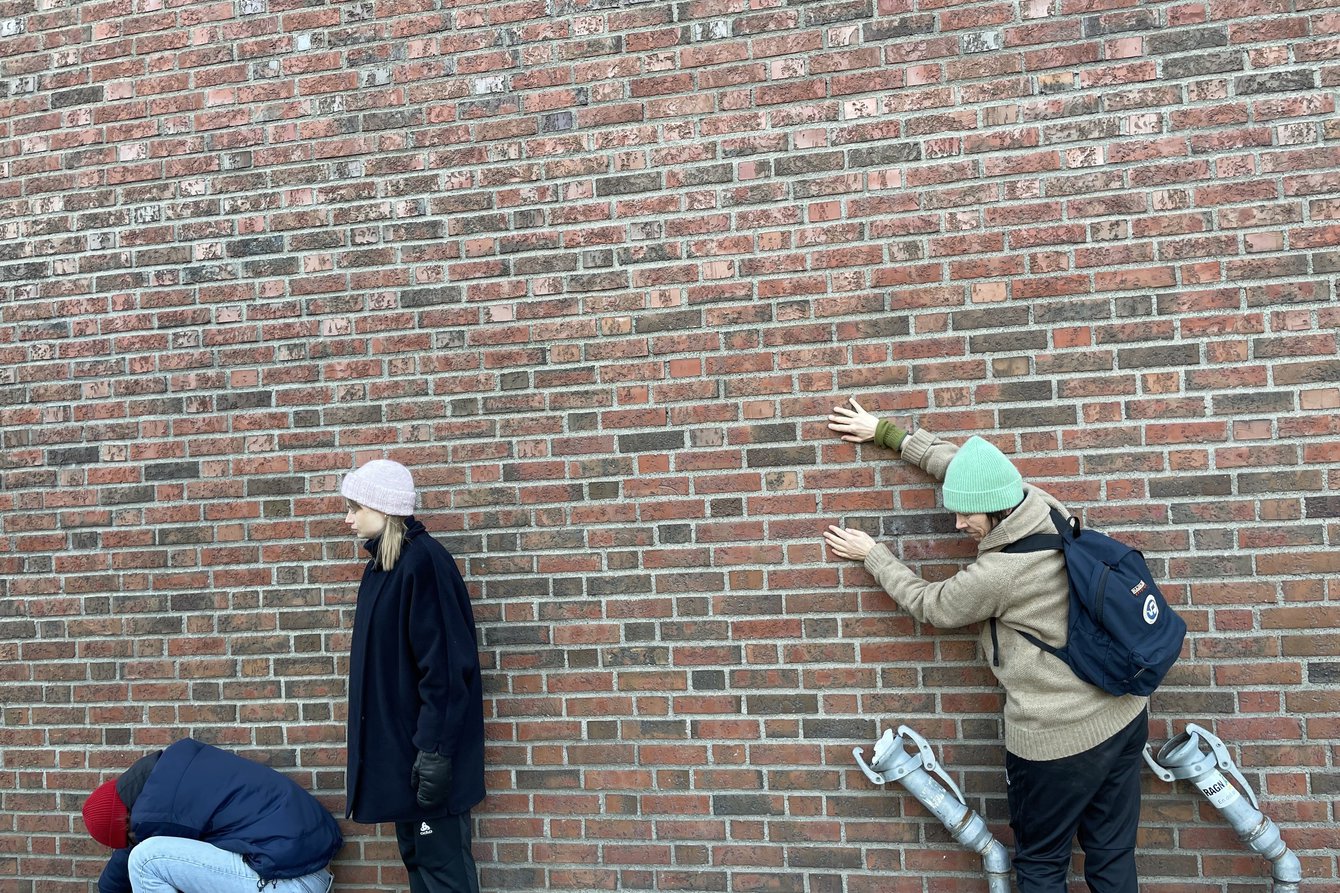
[1235,70,1318,94]
[1163,51,1244,79]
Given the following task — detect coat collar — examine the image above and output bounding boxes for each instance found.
[978,487,1064,553]
[362,515,424,557]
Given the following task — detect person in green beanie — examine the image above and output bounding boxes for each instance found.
[824,397,1148,893]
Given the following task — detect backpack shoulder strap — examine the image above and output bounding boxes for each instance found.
[1001,507,1074,554]
[991,617,1064,661]
[995,505,1076,663]
[1002,533,1064,553]
[1049,506,1080,538]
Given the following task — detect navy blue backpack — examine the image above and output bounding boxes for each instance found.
[995,507,1186,697]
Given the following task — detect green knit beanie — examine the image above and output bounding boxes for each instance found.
[942,436,1024,514]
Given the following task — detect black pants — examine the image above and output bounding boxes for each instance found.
[395,812,480,893]
[1006,710,1148,893]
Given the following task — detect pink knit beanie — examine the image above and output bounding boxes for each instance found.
[341,459,416,516]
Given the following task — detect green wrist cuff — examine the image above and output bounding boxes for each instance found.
[875,419,907,451]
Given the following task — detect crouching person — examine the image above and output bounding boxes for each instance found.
[81,737,342,893]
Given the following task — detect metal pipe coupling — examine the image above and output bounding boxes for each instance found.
[855,725,1012,893]
[1143,722,1302,892]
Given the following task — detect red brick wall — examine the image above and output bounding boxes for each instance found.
[2,0,1339,889]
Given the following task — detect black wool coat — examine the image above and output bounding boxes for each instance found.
[346,517,486,823]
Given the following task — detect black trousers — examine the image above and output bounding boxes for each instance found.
[395,812,481,893]
[1006,710,1148,893]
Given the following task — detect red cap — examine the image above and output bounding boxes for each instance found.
[82,779,128,849]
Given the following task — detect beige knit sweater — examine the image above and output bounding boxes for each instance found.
[862,428,1147,761]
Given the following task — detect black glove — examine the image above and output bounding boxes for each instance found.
[411,750,453,811]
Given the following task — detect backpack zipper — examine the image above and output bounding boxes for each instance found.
[1094,564,1111,626]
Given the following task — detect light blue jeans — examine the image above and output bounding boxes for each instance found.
[128,837,333,893]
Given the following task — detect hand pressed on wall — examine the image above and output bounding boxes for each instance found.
[827,397,878,443]
[824,525,877,562]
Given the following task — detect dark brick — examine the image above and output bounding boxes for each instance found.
[1149,475,1232,498]
[243,257,299,277]
[711,794,785,816]
[1309,662,1340,683]
[587,481,620,500]
[846,142,922,167]
[51,86,105,108]
[1235,70,1317,95]
[603,646,669,667]
[998,404,1076,429]
[692,669,726,690]
[629,719,688,739]
[863,13,933,40]
[226,236,284,257]
[1312,251,1340,274]
[47,446,99,466]
[656,527,690,549]
[745,693,819,714]
[323,405,383,425]
[144,461,200,481]
[776,152,845,177]
[1210,391,1296,415]
[742,423,797,444]
[806,0,872,26]
[618,431,685,453]
[710,498,743,517]
[568,271,629,292]
[486,624,551,646]
[1163,52,1243,79]
[616,243,680,267]
[1306,497,1340,518]
[1239,470,1321,493]
[588,575,652,596]
[1274,360,1340,385]
[246,476,304,496]
[885,513,957,536]
[595,172,664,197]
[679,163,734,186]
[1147,27,1227,54]
[746,446,816,468]
[979,380,1053,402]
[1117,344,1200,368]
[802,717,876,739]
[215,390,274,411]
[1034,298,1112,324]
[951,306,1030,330]
[635,308,703,334]
[100,485,155,505]
[0,262,48,282]
[970,330,1048,353]
[155,526,213,546]
[455,213,509,235]
[1314,773,1340,795]
[1082,10,1157,37]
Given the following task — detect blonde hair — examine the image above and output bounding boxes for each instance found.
[376,514,407,571]
[347,500,408,571]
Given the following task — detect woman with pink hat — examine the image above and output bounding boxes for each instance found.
[341,459,485,893]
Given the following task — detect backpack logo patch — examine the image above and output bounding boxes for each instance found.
[1143,594,1159,624]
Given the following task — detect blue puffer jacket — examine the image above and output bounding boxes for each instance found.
[97,738,342,893]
